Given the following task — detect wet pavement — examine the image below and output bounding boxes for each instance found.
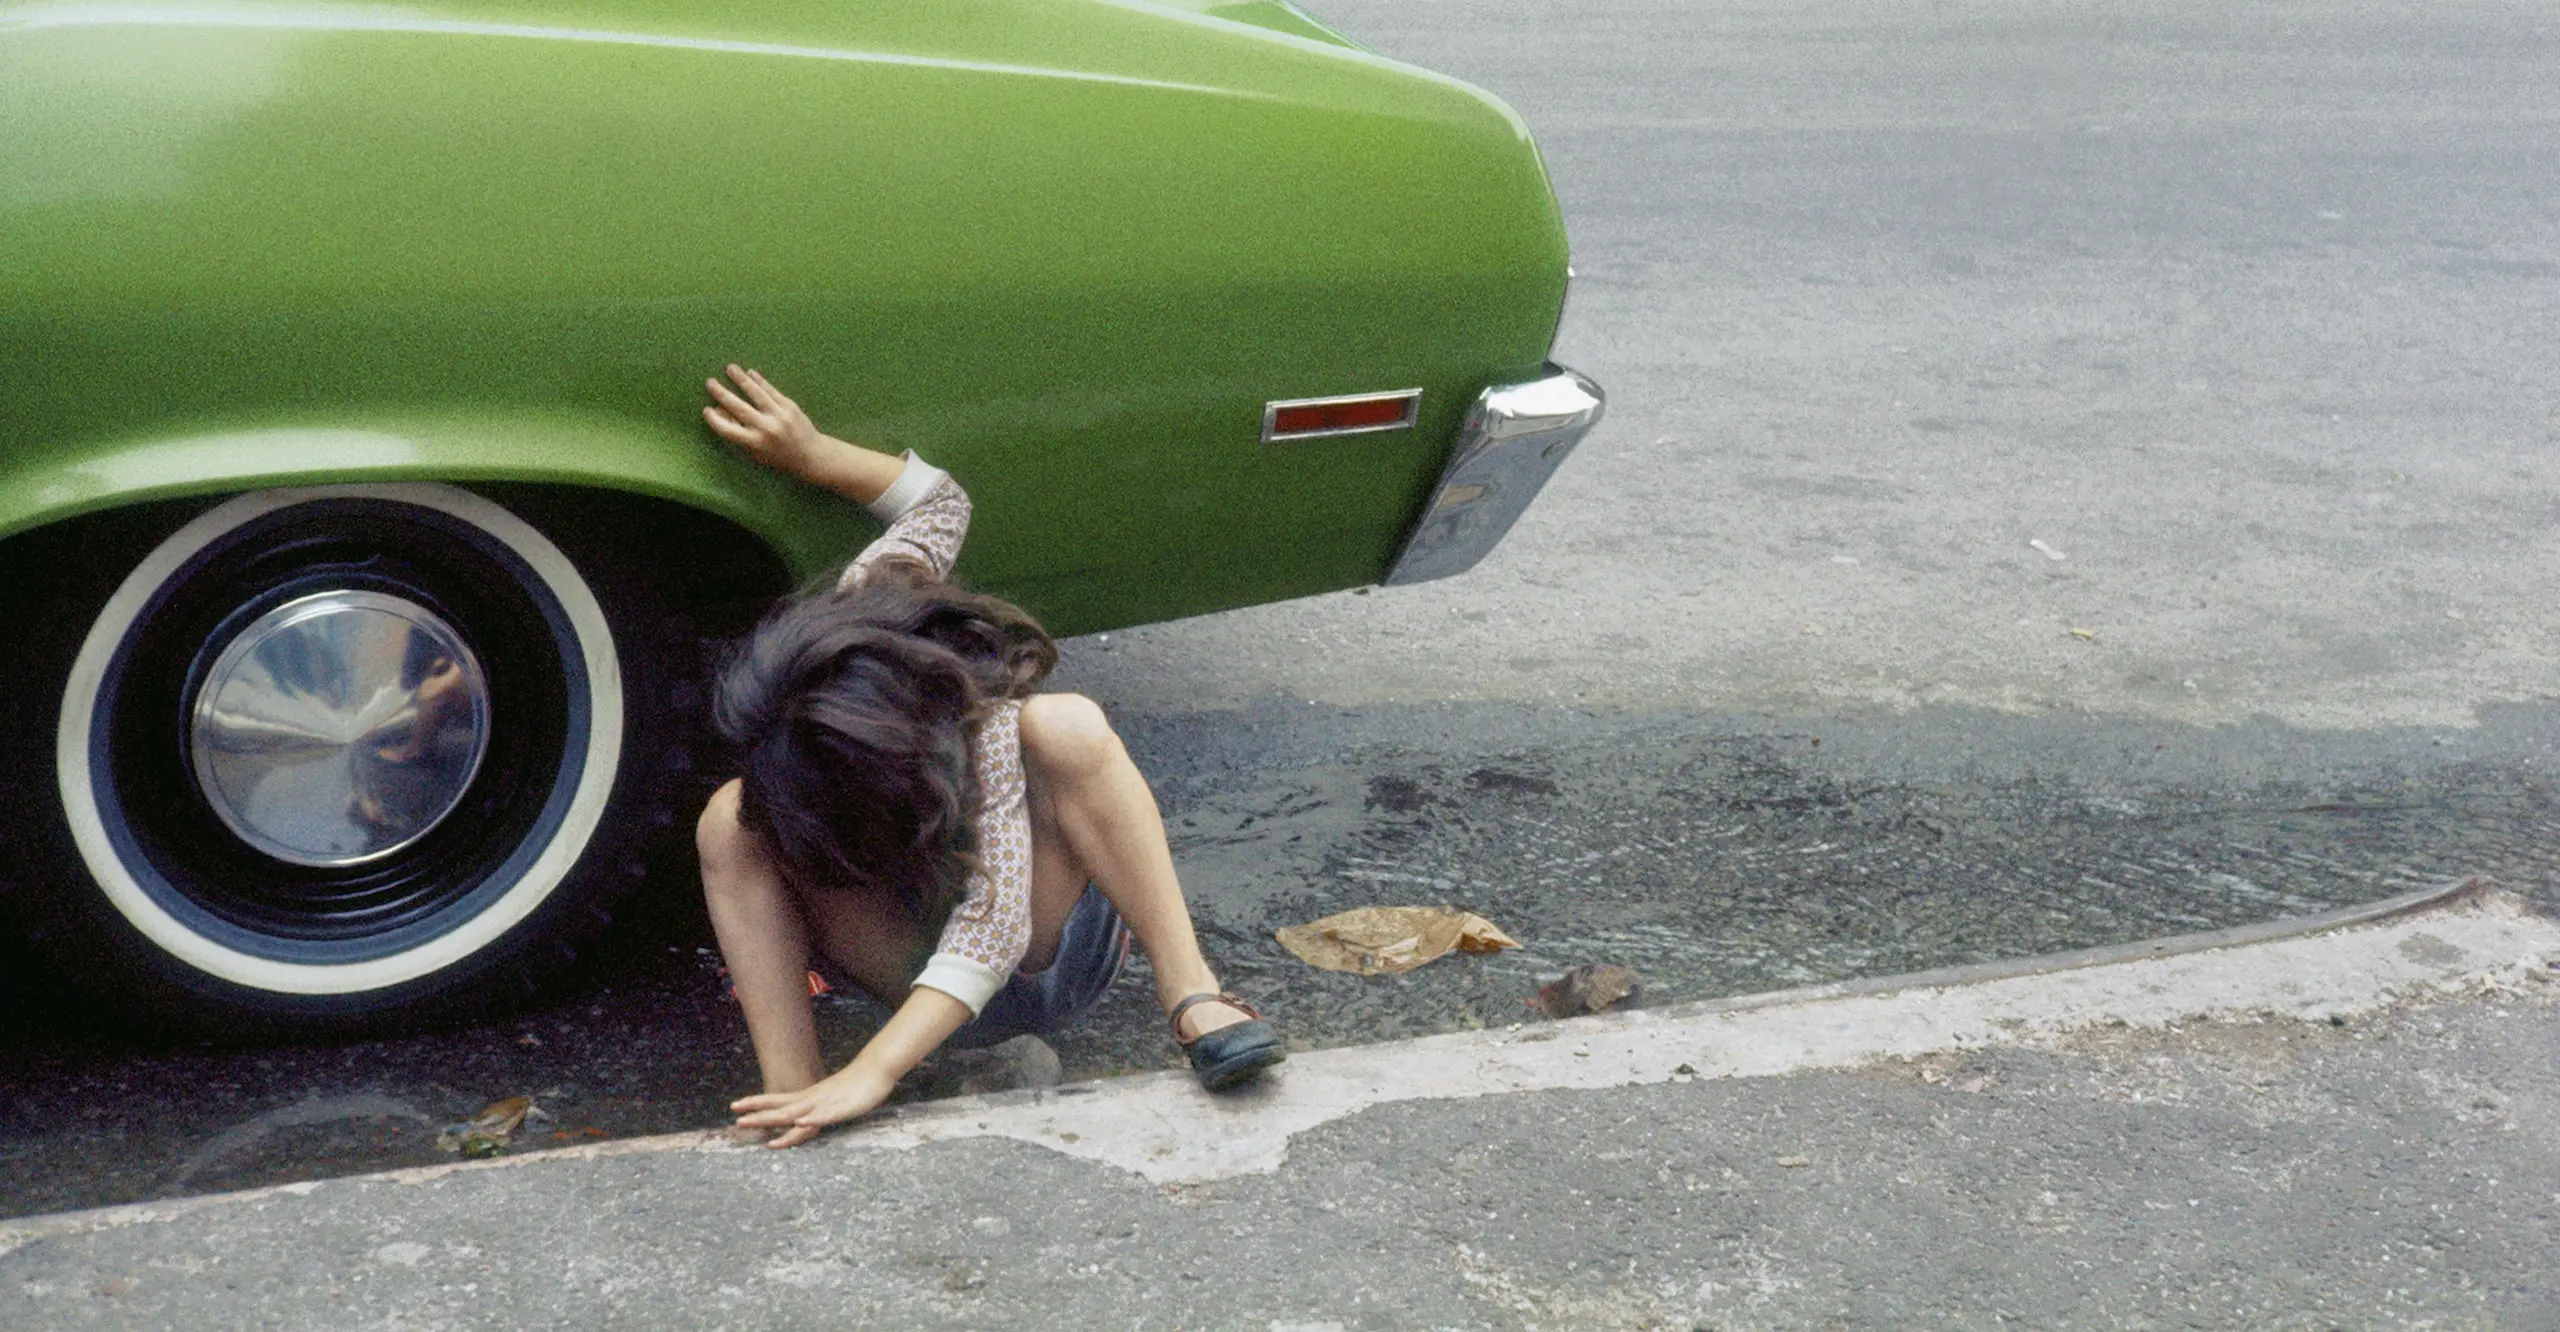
[4,694,2554,1221]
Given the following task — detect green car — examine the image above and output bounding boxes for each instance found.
[0,0,1603,1032]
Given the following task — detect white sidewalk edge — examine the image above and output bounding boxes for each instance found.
[6,878,2552,1249]
[852,877,2556,1183]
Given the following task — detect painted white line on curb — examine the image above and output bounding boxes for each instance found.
[847,882,2557,1183]
[4,881,2550,1249]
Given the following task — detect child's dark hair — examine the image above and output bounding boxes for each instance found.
[713,563,1056,927]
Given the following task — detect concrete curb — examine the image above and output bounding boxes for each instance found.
[5,877,2548,1251]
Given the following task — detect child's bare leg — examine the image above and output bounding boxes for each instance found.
[1020,694,1251,1039]
[696,780,828,1092]
[701,784,947,1069]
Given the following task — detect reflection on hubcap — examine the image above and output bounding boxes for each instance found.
[189,591,491,868]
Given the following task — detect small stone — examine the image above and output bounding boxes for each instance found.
[942,1035,1063,1095]
[970,1216,1013,1237]
[1534,964,1642,1019]
[1776,1155,1811,1168]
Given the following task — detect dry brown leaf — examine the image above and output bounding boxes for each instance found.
[1274,906,1520,975]
[468,1096,531,1136]
[436,1096,534,1157]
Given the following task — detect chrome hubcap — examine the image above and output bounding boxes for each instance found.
[189,590,491,868]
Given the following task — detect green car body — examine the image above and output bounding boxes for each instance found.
[2,0,1567,633]
[0,0,1589,1031]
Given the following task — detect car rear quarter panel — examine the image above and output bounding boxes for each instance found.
[0,0,1567,633]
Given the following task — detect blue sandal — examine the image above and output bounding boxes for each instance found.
[1169,992,1286,1091]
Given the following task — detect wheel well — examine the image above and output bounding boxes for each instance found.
[0,485,795,641]
[469,486,796,637]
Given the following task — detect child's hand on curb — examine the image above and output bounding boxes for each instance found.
[731,1064,896,1149]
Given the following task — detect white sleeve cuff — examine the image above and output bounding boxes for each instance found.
[912,952,1007,1016]
[864,452,951,524]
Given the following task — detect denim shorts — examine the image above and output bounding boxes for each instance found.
[944,883,1132,1049]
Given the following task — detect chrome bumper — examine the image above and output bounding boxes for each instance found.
[1383,363,1604,585]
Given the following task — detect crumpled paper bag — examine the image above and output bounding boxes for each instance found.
[1275,906,1520,975]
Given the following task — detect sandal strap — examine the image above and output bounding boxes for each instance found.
[1168,991,1261,1043]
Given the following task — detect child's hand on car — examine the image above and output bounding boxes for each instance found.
[703,364,834,483]
[703,365,915,507]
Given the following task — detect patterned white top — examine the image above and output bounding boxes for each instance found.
[842,455,1032,1016]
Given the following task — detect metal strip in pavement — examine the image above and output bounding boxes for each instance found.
[6,876,2551,1246]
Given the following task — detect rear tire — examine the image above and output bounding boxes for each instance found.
[0,485,695,1037]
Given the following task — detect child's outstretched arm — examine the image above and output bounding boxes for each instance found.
[705,364,972,587]
[723,710,1033,1148]
[702,364,906,504]
[729,987,970,1149]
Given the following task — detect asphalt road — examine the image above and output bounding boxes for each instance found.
[5,0,2557,1229]
[1091,0,2560,730]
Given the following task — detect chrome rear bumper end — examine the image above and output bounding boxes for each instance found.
[1383,363,1604,586]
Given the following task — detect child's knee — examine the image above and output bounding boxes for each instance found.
[695,779,752,872]
[1021,693,1126,778]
